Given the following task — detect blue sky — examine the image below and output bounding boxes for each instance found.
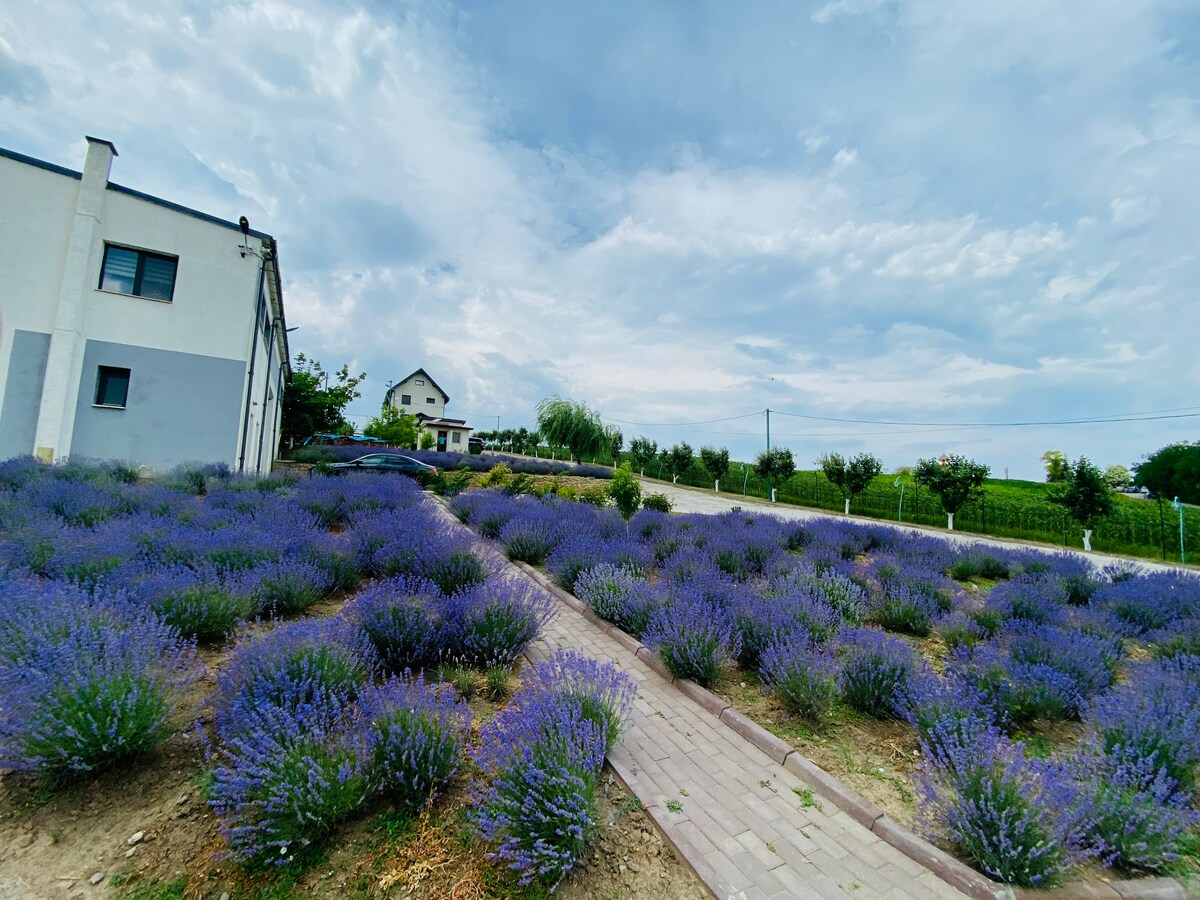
[2,0,1198,479]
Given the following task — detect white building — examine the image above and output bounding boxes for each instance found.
[0,137,289,474]
[384,367,472,451]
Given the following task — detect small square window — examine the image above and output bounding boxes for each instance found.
[94,366,130,408]
[415,379,425,385]
[451,432,461,444]
[400,394,411,405]
[426,397,436,404]
[99,244,178,301]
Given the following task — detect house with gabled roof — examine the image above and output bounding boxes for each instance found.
[384,367,472,452]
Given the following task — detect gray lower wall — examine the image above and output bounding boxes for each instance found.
[71,339,246,471]
[0,329,51,459]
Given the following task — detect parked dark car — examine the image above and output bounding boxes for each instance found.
[327,453,438,480]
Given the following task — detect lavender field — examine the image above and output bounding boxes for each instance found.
[0,458,656,896]
[452,487,1200,887]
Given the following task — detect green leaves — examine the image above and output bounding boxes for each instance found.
[280,354,365,441]
[914,455,990,515]
[1048,456,1114,530]
[535,396,607,462]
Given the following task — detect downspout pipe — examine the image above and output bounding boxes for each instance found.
[255,315,277,472]
[238,251,269,473]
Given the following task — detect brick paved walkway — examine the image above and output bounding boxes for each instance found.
[508,563,969,899]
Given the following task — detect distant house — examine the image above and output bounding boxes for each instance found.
[0,137,288,474]
[383,367,472,452]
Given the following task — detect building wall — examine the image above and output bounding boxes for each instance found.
[0,330,51,459]
[0,141,287,474]
[390,373,446,418]
[71,339,245,469]
[418,422,471,451]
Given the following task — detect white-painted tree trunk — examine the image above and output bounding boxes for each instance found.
[947,512,955,531]
[639,468,644,477]
[714,479,720,493]
[770,488,777,503]
[672,474,678,484]
[844,498,851,516]
[1083,529,1093,552]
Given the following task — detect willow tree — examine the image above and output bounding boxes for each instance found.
[535,395,607,462]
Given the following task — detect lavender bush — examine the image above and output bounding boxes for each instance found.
[519,649,637,751]
[837,627,919,719]
[916,719,1090,886]
[360,674,472,814]
[643,594,740,687]
[0,577,202,778]
[342,577,449,674]
[1074,746,1199,873]
[207,677,369,867]
[444,578,555,668]
[470,689,608,888]
[573,563,660,638]
[758,631,839,721]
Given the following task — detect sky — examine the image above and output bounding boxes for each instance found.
[2,0,1198,480]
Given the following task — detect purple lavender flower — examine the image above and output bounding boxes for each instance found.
[207,679,369,866]
[916,718,1091,886]
[519,649,637,751]
[442,577,555,668]
[1072,745,1200,872]
[470,689,608,888]
[359,674,472,813]
[1085,656,1200,793]
[643,593,740,687]
[758,631,839,721]
[341,577,449,674]
[0,577,202,777]
[573,564,660,638]
[836,627,920,719]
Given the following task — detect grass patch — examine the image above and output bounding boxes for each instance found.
[792,786,824,811]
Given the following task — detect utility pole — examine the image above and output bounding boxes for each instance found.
[765,408,774,502]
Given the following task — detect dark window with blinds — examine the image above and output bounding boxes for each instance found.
[98,245,178,302]
[94,366,131,408]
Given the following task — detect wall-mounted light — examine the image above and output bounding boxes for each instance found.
[238,215,270,260]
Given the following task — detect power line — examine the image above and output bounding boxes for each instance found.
[770,407,1200,428]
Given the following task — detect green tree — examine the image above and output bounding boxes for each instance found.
[1041,450,1069,483]
[280,354,365,443]
[608,427,624,464]
[1049,456,1115,551]
[608,463,642,521]
[629,437,658,476]
[419,431,436,450]
[755,447,795,501]
[818,451,882,515]
[661,442,694,484]
[1133,442,1200,506]
[362,404,417,447]
[535,396,607,462]
[699,446,730,492]
[1103,464,1133,492]
[913,454,990,531]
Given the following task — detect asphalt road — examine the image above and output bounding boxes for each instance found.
[639,479,1190,576]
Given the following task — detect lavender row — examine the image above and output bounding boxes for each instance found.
[452,487,1200,883]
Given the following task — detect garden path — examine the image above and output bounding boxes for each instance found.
[520,570,968,900]
[642,480,1188,575]
[434,502,968,899]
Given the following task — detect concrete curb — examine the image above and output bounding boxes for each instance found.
[502,530,1189,900]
